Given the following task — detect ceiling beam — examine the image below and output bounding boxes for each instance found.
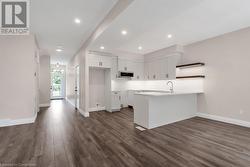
[76,0,134,54]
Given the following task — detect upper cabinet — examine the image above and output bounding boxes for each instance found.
[88,45,183,81]
[144,45,183,80]
[88,53,112,68]
[118,58,144,80]
[144,55,181,80]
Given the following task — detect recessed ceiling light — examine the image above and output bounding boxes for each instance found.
[74,18,81,24]
[167,34,173,38]
[56,48,63,52]
[100,46,105,50]
[121,30,127,35]
[138,46,142,50]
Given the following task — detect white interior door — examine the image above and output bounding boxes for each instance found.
[75,66,80,109]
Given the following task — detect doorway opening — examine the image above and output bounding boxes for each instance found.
[51,66,66,99]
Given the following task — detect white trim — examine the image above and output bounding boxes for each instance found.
[79,108,89,117]
[196,113,250,128]
[66,97,75,108]
[66,98,89,117]
[0,113,37,127]
[89,106,106,112]
[39,103,50,107]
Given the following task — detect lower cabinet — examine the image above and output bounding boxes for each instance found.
[111,91,121,111]
[127,90,135,107]
[111,91,129,111]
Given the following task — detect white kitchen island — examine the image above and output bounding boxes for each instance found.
[134,91,202,129]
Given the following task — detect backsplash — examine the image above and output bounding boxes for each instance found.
[112,79,204,93]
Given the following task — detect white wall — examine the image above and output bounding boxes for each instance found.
[89,68,105,109]
[66,49,86,113]
[182,27,250,122]
[39,55,51,106]
[0,35,38,120]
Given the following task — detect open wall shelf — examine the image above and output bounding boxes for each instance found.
[176,75,205,79]
[176,62,205,69]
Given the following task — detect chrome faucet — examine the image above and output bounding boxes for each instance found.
[167,81,174,93]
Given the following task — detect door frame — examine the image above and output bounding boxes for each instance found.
[51,65,66,99]
[75,65,80,109]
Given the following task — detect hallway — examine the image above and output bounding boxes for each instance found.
[0,100,250,167]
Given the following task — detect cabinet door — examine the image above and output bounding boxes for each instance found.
[132,62,144,80]
[99,56,112,68]
[88,56,99,67]
[137,62,144,80]
[112,91,121,110]
[88,55,112,68]
[118,59,128,71]
[159,58,169,80]
[111,57,118,79]
[127,90,135,106]
[144,62,149,80]
[120,91,128,107]
[149,60,160,80]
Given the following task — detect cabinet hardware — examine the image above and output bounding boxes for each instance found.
[137,76,139,79]
[166,74,169,78]
[153,75,156,79]
[124,67,127,71]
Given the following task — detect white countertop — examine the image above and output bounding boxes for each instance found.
[134,91,203,96]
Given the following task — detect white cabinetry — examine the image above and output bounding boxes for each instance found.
[118,58,144,80]
[133,62,144,80]
[118,59,131,72]
[88,54,112,68]
[144,55,180,80]
[112,91,121,111]
[111,57,118,79]
[128,90,135,107]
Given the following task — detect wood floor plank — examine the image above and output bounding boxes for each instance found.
[0,100,250,167]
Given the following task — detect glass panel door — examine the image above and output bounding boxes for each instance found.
[51,69,65,99]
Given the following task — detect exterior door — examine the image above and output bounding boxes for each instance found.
[51,68,65,99]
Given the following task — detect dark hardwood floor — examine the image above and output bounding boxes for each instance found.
[0,100,250,167]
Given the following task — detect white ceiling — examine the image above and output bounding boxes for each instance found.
[30,0,117,64]
[90,0,250,55]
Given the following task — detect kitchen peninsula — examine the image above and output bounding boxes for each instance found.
[134,91,202,129]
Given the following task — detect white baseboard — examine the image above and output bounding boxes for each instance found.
[65,98,89,117]
[39,103,50,107]
[79,108,89,117]
[196,113,250,128]
[0,113,37,127]
[89,106,106,112]
[66,97,75,107]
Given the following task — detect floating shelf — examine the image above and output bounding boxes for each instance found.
[176,62,205,69]
[176,75,205,79]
